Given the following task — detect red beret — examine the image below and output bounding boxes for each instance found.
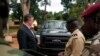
[81,2,100,17]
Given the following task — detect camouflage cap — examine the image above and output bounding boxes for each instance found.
[81,2,100,17]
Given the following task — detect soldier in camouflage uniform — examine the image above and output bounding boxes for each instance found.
[81,2,100,56]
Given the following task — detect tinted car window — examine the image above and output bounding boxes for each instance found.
[43,21,66,30]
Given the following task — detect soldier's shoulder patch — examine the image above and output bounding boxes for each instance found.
[71,34,78,39]
[72,34,77,36]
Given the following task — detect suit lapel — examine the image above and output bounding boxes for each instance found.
[22,24,35,37]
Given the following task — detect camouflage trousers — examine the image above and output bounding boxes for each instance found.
[82,44,100,56]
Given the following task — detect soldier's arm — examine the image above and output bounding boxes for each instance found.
[66,37,73,48]
[71,38,78,56]
[64,38,72,56]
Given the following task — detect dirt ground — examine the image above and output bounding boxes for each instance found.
[10,38,19,49]
[4,32,19,49]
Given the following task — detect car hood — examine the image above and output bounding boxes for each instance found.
[42,29,67,33]
[40,29,71,36]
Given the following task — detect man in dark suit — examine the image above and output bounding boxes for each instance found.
[17,14,37,51]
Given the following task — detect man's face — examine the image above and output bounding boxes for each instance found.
[90,11,100,31]
[27,17,34,26]
[84,18,95,28]
[83,16,100,32]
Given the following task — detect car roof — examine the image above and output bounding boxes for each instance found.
[45,20,66,22]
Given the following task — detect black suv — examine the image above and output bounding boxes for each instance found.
[39,20,71,56]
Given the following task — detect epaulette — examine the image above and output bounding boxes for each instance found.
[72,34,78,39]
[72,34,77,36]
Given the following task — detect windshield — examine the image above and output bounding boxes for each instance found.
[43,21,66,29]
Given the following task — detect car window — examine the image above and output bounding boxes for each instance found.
[43,21,66,30]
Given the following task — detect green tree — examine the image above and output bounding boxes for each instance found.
[10,0,42,23]
[47,12,54,20]
[10,0,23,22]
[68,3,85,19]
[61,0,72,11]
[20,0,30,16]
[41,0,51,20]
[62,12,69,20]
[61,0,85,20]
[54,11,63,20]
[30,0,42,22]
[20,0,41,16]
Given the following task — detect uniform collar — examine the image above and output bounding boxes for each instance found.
[72,29,79,34]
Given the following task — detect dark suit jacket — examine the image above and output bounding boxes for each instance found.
[17,24,37,51]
